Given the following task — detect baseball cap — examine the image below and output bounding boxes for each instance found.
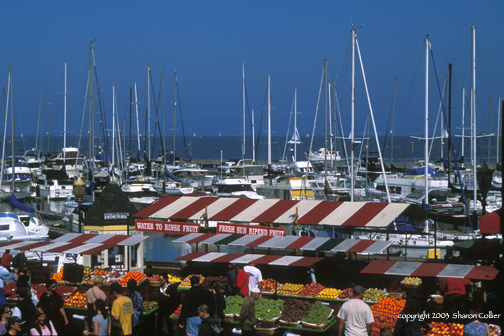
[251,288,261,294]
[353,285,367,295]
[9,316,25,325]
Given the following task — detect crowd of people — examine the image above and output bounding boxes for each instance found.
[0,251,499,336]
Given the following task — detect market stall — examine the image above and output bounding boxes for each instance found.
[0,232,149,271]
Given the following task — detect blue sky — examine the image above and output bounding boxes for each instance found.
[1,1,504,143]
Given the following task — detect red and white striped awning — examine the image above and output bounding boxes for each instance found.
[360,260,499,280]
[175,252,323,267]
[0,233,148,255]
[173,233,392,254]
[133,196,411,227]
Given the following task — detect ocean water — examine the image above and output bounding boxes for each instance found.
[10,133,502,164]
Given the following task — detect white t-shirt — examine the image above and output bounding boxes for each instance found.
[243,265,262,293]
[337,299,374,336]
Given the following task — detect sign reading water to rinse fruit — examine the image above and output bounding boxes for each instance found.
[135,220,200,234]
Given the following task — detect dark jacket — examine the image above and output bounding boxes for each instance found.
[238,296,256,331]
[179,285,215,325]
[17,298,36,334]
[214,292,226,320]
[158,282,181,315]
[199,316,217,336]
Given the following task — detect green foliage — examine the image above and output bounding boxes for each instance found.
[256,297,284,320]
[223,295,244,315]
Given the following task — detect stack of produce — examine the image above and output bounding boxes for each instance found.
[63,292,86,308]
[279,298,312,325]
[148,274,160,283]
[298,283,325,297]
[400,277,422,287]
[82,266,92,283]
[223,295,244,316]
[3,282,17,299]
[52,269,64,283]
[337,288,354,300]
[422,322,464,336]
[363,288,388,302]
[171,304,182,317]
[179,274,204,289]
[256,297,283,321]
[277,283,304,296]
[118,271,147,286]
[200,276,227,290]
[370,297,406,336]
[142,301,159,313]
[302,301,333,327]
[168,274,182,283]
[258,278,281,293]
[93,269,109,276]
[31,284,47,299]
[317,288,342,300]
[389,288,405,299]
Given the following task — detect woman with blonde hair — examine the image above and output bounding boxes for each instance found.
[86,276,107,333]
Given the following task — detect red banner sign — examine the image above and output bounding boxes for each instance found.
[135,220,200,234]
[217,223,286,236]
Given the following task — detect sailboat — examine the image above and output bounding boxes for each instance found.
[0,66,32,201]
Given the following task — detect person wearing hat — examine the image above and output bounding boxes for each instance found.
[237,287,261,336]
[337,285,374,336]
[5,316,24,335]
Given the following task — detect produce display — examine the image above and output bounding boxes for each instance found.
[422,322,464,336]
[223,295,244,316]
[317,288,343,300]
[179,274,205,289]
[279,298,311,323]
[256,297,283,321]
[363,288,388,302]
[302,301,332,326]
[171,304,182,317]
[258,278,282,293]
[401,276,422,287]
[298,283,325,297]
[148,274,181,284]
[93,269,109,276]
[143,301,159,313]
[118,271,147,286]
[337,288,354,300]
[200,276,227,290]
[370,297,406,336]
[63,292,87,308]
[277,283,304,296]
[4,282,76,300]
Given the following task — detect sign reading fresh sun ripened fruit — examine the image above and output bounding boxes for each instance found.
[135,220,200,234]
[217,223,286,236]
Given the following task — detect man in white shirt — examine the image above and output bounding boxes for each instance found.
[243,262,262,295]
[337,285,374,336]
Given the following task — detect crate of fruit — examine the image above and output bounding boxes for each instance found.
[259,278,282,294]
[400,277,422,288]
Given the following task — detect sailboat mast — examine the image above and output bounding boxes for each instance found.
[471,25,477,212]
[36,87,43,153]
[0,69,10,188]
[10,66,14,194]
[64,61,67,163]
[267,75,271,165]
[242,60,246,161]
[391,78,396,162]
[294,89,297,162]
[173,71,177,164]
[350,28,356,202]
[162,69,166,168]
[147,64,151,162]
[112,86,116,168]
[134,82,141,156]
[89,41,95,201]
[424,36,430,206]
[497,95,502,164]
[324,59,328,180]
[252,109,256,163]
[462,87,466,163]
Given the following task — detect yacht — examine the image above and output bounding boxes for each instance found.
[214,178,265,199]
[173,166,215,191]
[306,148,341,162]
[0,212,49,241]
[153,181,194,196]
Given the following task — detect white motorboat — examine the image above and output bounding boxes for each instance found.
[214,178,265,199]
[173,166,214,191]
[0,212,49,242]
[153,181,194,196]
[306,148,341,162]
